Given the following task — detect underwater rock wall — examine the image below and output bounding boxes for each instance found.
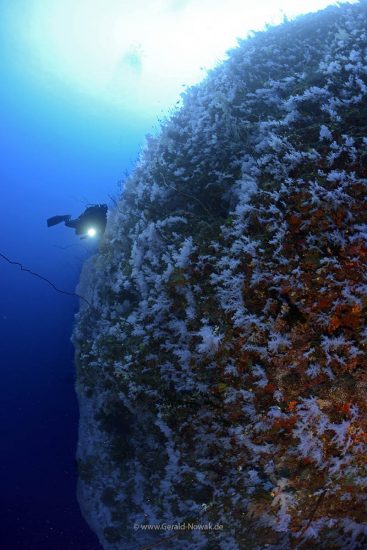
[73,2,367,548]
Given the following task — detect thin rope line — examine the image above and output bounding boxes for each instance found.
[0,251,93,309]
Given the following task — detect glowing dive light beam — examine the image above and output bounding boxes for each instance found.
[87,227,97,237]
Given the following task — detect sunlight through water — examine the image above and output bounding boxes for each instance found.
[6,0,358,116]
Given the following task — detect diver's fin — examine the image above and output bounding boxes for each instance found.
[47,215,71,227]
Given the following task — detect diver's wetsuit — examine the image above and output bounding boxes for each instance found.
[47,204,108,238]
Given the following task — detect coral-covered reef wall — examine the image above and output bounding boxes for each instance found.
[73,2,367,548]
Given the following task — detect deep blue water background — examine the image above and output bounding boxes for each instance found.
[0,7,156,549]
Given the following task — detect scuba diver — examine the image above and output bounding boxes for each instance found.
[47,204,108,239]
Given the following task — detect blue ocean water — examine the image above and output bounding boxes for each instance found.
[0,6,156,549]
